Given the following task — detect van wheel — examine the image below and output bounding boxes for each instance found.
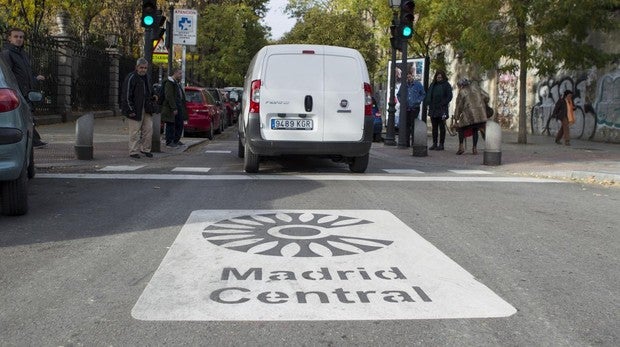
[1,164,29,216]
[238,137,244,158]
[27,147,35,179]
[244,143,259,173]
[349,153,369,173]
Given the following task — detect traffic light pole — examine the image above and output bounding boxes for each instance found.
[144,28,154,73]
[397,42,409,148]
[384,12,399,147]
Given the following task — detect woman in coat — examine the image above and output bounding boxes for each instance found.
[453,78,489,155]
[423,70,453,150]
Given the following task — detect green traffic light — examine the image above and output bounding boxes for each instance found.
[402,26,412,38]
[143,15,154,26]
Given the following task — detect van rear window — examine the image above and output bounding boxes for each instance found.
[324,56,361,92]
[265,54,322,91]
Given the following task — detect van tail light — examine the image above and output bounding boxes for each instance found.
[249,79,261,113]
[364,83,373,117]
[0,89,21,112]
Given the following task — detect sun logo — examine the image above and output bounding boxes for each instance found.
[202,212,393,257]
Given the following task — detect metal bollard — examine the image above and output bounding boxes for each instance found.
[411,118,427,157]
[483,120,501,165]
[75,112,94,160]
[151,113,161,153]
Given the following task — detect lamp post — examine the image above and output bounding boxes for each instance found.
[384,0,401,147]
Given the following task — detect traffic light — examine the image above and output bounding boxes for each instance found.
[399,1,415,40]
[389,18,402,51]
[141,0,157,28]
[153,9,166,41]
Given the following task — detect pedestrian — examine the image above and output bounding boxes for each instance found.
[1,28,47,148]
[452,78,489,155]
[423,70,453,150]
[404,71,425,142]
[160,68,187,148]
[552,90,575,146]
[121,57,155,158]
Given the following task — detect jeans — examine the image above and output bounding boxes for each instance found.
[430,117,446,145]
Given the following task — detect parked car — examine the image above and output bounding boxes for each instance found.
[238,44,373,173]
[0,58,43,216]
[184,86,222,139]
[223,87,243,123]
[206,88,233,127]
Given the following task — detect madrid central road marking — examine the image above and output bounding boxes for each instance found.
[37,173,563,183]
[132,210,517,321]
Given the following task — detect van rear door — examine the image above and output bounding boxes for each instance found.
[260,49,324,142]
[322,54,365,142]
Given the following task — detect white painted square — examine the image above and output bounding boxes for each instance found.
[172,167,211,173]
[449,170,492,175]
[383,169,425,174]
[98,165,145,172]
[132,210,516,321]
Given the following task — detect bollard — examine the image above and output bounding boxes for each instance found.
[483,120,501,165]
[151,113,161,153]
[74,112,94,160]
[411,118,427,157]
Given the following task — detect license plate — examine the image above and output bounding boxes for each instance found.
[270,118,313,130]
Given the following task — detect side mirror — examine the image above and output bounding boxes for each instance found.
[27,91,43,103]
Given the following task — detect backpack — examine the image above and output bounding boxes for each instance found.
[156,80,168,105]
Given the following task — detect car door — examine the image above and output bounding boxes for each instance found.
[260,49,325,142]
[322,53,365,142]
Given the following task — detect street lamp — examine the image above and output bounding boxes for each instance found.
[384,0,401,146]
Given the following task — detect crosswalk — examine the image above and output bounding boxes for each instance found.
[35,165,564,183]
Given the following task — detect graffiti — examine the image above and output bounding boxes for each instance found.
[593,71,620,142]
[497,73,518,129]
[531,76,598,140]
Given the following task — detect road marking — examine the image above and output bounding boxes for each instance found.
[132,210,517,321]
[98,165,145,172]
[205,150,232,154]
[383,169,424,174]
[37,173,564,183]
[172,167,211,173]
[449,170,493,175]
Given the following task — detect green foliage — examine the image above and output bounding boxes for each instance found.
[279,7,378,78]
[196,3,269,86]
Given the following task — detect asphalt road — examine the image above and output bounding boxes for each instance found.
[0,138,618,346]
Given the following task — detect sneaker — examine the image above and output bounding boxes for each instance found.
[437,145,444,151]
[141,151,153,158]
[130,154,141,159]
[166,143,178,148]
[33,140,47,148]
[175,141,185,146]
[429,144,438,150]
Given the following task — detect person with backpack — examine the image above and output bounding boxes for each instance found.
[160,68,187,147]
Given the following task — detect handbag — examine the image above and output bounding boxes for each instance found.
[485,105,494,118]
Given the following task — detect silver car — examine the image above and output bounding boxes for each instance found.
[0,58,42,216]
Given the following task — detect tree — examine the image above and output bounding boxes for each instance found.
[437,0,618,143]
[279,7,378,79]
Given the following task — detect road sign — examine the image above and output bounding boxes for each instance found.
[153,38,168,54]
[153,53,168,64]
[132,210,517,321]
[173,9,197,45]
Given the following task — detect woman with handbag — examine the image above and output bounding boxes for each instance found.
[423,70,453,150]
[453,78,489,155]
[552,90,575,146]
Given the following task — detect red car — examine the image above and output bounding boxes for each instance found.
[184,86,224,139]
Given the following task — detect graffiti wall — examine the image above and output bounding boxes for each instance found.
[531,69,620,143]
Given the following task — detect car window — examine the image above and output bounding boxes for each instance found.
[185,90,203,103]
[207,89,221,102]
[265,54,322,91]
[203,90,216,104]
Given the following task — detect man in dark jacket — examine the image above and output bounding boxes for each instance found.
[160,68,187,147]
[121,57,155,158]
[1,28,47,147]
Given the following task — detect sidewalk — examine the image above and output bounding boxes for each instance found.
[34,116,619,186]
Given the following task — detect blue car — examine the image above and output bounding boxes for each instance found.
[372,98,382,142]
[0,58,42,216]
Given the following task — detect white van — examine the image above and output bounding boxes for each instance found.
[238,44,374,173]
